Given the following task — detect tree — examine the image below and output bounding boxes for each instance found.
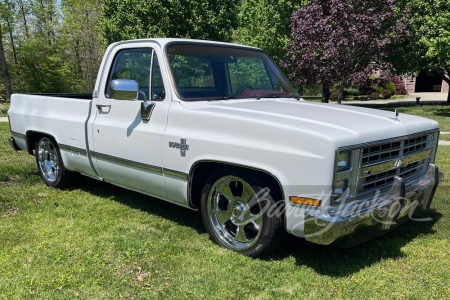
[98,0,239,48]
[281,0,409,104]
[233,0,307,64]
[0,23,13,102]
[389,0,450,102]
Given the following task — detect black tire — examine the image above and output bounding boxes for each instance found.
[35,135,77,188]
[200,168,286,257]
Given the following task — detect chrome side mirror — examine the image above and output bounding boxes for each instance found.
[141,101,155,121]
[109,79,139,100]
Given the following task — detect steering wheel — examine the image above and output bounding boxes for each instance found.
[234,85,255,96]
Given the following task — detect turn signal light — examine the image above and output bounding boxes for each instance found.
[290,196,321,207]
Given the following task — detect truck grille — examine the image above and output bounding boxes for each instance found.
[357,132,434,196]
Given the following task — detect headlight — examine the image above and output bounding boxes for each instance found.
[337,151,351,171]
[331,149,361,205]
[334,179,348,195]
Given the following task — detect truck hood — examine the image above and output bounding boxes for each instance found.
[181,98,439,147]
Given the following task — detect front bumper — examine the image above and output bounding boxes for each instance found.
[8,136,21,152]
[304,164,440,247]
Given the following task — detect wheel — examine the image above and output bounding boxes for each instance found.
[234,84,255,96]
[200,169,285,257]
[35,136,76,188]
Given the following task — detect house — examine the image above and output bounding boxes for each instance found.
[404,72,449,94]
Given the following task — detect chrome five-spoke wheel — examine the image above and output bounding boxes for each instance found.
[35,135,76,188]
[37,137,59,182]
[207,175,264,250]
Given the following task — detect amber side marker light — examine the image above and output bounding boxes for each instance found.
[290,196,321,207]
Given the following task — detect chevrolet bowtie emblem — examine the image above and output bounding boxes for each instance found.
[395,155,412,168]
[169,139,189,157]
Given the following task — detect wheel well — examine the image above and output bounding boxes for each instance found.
[26,131,55,155]
[189,161,284,209]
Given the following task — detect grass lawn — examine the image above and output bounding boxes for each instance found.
[1,114,450,297]
[300,96,321,102]
[0,103,9,117]
[440,134,450,142]
[353,102,450,132]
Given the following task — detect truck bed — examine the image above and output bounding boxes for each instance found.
[28,93,92,100]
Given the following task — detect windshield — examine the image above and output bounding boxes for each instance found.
[166,44,298,101]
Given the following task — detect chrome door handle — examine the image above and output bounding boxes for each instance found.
[96,104,111,109]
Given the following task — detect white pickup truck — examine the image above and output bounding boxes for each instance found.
[8,38,440,257]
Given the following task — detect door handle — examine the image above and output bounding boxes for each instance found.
[96,104,111,109]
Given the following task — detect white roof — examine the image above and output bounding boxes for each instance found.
[114,37,261,51]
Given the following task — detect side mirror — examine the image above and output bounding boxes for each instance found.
[109,79,139,101]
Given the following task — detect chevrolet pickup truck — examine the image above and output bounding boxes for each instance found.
[7,38,440,257]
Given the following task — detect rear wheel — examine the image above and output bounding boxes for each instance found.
[201,169,285,257]
[35,136,76,188]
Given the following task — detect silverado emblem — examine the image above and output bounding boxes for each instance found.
[169,139,189,157]
[395,155,412,168]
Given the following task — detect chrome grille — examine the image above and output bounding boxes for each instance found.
[357,132,434,196]
[361,133,430,166]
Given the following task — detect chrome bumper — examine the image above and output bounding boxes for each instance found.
[8,136,20,152]
[304,164,440,247]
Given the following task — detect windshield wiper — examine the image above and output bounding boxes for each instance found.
[256,94,301,100]
[208,95,236,101]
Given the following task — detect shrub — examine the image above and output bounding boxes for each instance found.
[391,95,407,99]
[390,76,408,95]
[371,86,383,94]
[346,87,360,96]
[343,90,349,98]
[330,88,339,93]
[370,92,380,100]
[384,82,396,94]
[330,92,339,101]
[382,89,392,99]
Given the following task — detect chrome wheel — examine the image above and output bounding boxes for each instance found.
[37,137,59,182]
[207,176,264,250]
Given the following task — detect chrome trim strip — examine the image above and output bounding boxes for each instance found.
[58,144,71,151]
[163,168,188,181]
[11,131,25,139]
[58,144,88,156]
[338,129,440,152]
[359,149,431,178]
[93,152,162,174]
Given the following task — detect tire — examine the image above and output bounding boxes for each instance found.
[200,168,286,257]
[35,135,77,188]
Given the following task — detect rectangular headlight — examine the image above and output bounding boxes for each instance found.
[334,179,348,196]
[337,151,351,171]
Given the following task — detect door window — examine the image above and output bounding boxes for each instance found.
[105,48,152,100]
[151,54,166,100]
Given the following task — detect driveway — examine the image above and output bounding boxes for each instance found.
[342,92,448,105]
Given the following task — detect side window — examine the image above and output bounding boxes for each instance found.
[105,48,152,100]
[151,54,165,100]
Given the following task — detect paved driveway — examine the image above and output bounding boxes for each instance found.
[342,92,448,105]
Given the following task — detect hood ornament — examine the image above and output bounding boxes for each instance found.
[390,109,400,122]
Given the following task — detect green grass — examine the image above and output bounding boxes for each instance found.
[300,96,321,102]
[353,102,450,132]
[1,118,450,298]
[440,134,450,141]
[0,103,9,117]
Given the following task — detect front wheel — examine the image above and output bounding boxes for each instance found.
[35,136,76,188]
[200,169,285,257]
